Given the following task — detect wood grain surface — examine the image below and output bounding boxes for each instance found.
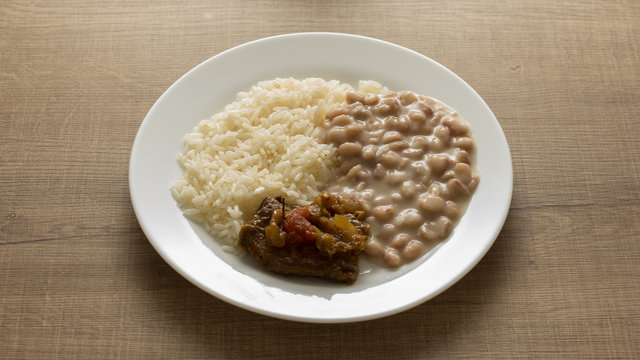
[1,0,639,358]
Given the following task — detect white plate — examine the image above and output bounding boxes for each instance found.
[129,33,512,323]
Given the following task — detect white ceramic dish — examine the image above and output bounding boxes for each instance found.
[129,33,512,323]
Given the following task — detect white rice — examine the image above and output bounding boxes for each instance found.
[171,77,383,252]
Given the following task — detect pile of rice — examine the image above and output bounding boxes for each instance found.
[171,77,383,252]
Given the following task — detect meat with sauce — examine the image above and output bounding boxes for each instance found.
[238,193,370,284]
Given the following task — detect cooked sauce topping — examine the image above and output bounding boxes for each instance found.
[239,193,370,284]
[322,91,479,267]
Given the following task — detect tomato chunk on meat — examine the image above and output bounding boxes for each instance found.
[283,207,317,244]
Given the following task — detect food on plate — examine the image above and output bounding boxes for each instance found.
[239,193,369,284]
[171,78,383,253]
[322,91,479,267]
[172,77,479,282]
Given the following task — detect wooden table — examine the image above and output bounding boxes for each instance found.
[2,1,639,358]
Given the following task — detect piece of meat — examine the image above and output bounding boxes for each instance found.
[238,194,369,284]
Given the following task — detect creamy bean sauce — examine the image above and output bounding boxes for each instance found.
[322,90,479,267]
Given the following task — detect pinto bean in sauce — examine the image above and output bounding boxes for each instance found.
[323,91,479,267]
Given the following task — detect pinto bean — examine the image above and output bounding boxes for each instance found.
[411,136,430,150]
[418,222,437,241]
[400,180,418,199]
[416,101,434,119]
[410,161,432,185]
[326,127,346,144]
[338,142,362,157]
[468,176,480,192]
[372,205,395,221]
[346,91,364,104]
[443,116,470,136]
[380,223,397,237]
[373,195,391,206]
[408,110,426,123]
[375,104,391,116]
[453,162,472,184]
[398,91,418,105]
[454,149,470,164]
[446,178,470,198]
[434,125,451,143]
[331,114,352,127]
[363,94,379,105]
[339,158,359,174]
[380,151,401,168]
[365,238,383,256]
[326,108,348,120]
[382,131,403,144]
[444,200,460,220]
[427,154,450,175]
[346,164,363,180]
[380,97,401,115]
[369,119,384,131]
[401,148,424,159]
[344,123,365,140]
[384,247,402,267]
[372,163,386,179]
[402,240,424,260]
[396,208,423,228]
[427,137,444,152]
[368,129,385,144]
[361,144,378,161]
[386,170,409,185]
[452,137,475,151]
[351,106,371,120]
[433,216,453,238]
[418,193,445,213]
[440,170,455,182]
[384,116,397,130]
[396,116,411,132]
[385,141,409,152]
[391,233,411,248]
[428,183,445,196]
